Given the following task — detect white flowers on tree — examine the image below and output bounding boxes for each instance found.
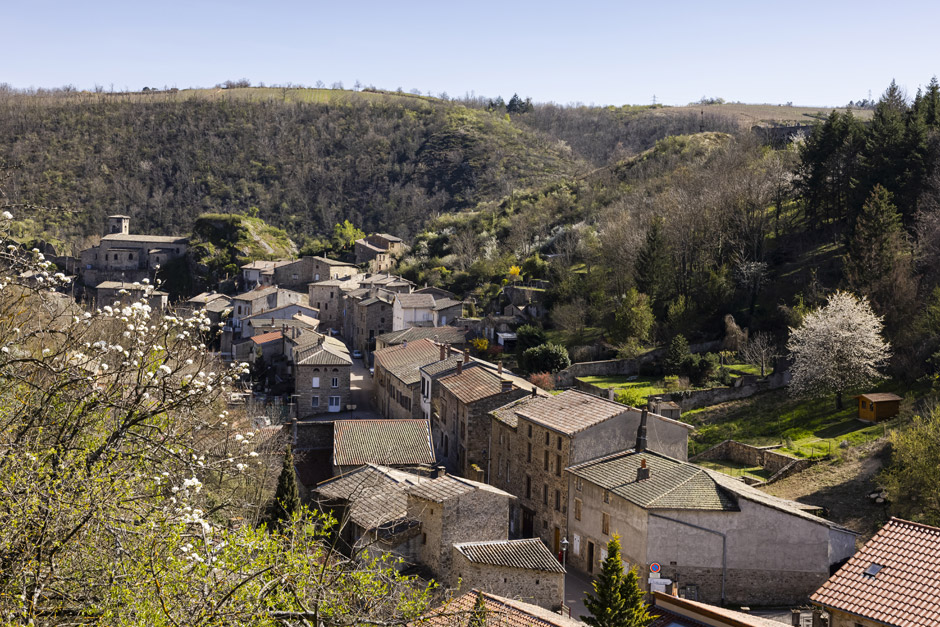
[787,291,892,409]
[0,212,432,625]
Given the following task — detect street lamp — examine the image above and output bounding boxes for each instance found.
[561,536,569,616]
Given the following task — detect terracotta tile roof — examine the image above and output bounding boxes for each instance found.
[420,355,468,378]
[374,338,444,385]
[406,474,513,503]
[332,419,434,467]
[378,326,468,346]
[438,367,511,405]
[514,389,628,435]
[811,517,940,626]
[453,539,565,573]
[250,330,283,345]
[418,590,584,627]
[315,464,428,530]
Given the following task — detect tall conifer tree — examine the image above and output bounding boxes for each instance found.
[582,536,653,627]
[268,445,301,527]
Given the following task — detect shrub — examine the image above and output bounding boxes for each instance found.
[615,388,648,408]
[664,334,690,375]
[527,372,555,391]
[521,342,571,374]
[470,337,489,354]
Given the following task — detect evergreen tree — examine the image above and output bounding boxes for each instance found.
[860,81,910,212]
[634,219,671,312]
[268,446,301,527]
[582,536,653,627]
[924,76,940,128]
[612,289,654,344]
[664,334,690,375]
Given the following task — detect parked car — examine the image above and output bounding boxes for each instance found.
[352,349,363,359]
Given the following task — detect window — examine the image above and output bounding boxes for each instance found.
[311,396,319,408]
[545,431,550,446]
[603,491,610,503]
[543,450,549,471]
[554,489,561,511]
[527,442,532,463]
[527,424,532,438]
[574,498,582,521]
[331,377,339,388]
[315,273,320,281]
[576,477,583,491]
[505,459,510,483]
[525,475,531,499]
[542,484,548,506]
[557,436,562,450]
[602,512,610,535]
[556,454,562,477]
[311,376,320,388]
[328,396,341,409]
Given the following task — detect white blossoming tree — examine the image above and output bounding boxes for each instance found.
[0,212,433,625]
[787,291,891,409]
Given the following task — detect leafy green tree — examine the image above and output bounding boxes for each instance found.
[634,219,671,312]
[521,342,571,374]
[664,334,690,375]
[612,289,654,345]
[879,404,940,525]
[515,324,548,358]
[332,219,365,251]
[268,445,301,527]
[582,535,653,627]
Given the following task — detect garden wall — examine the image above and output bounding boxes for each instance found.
[691,438,813,486]
[659,371,790,411]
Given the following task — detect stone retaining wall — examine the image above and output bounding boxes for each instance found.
[691,439,814,486]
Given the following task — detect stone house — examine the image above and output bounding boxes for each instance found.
[565,442,857,606]
[94,281,169,311]
[419,590,583,627]
[487,391,693,551]
[450,539,565,610]
[356,273,414,293]
[350,291,394,358]
[80,215,188,286]
[332,418,435,477]
[392,293,463,331]
[181,292,232,331]
[293,333,352,416]
[242,303,319,337]
[354,234,404,273]
[308,277,361,334]
[373,338,447,420]
[432,363,529,479]
[315,465,514,583]
[273,255,359,292]
[811,517,940,627]
[230,286,306,335]
[240,259,292,290]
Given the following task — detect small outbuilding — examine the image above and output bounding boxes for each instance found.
[856,392,902,422]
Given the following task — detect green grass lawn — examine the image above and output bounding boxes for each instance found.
[724,363,761,376]
[685,382,921,458]
[577,375,666,396]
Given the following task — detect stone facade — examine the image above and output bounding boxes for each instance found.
[273,256,359,292]
[351,294,394,356]
[80,215,187,286]
[355,234,404,273]
[308,278,359,333]
[450,546,564,610]
[293,335,353,416]
[408,481,512,585]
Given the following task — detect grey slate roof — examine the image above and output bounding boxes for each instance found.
[453,539,566,573]
[333,419,434,468]
[232,286,278,301]
[514,389,628,435]
[396,293,436,309]
[568,450,738,511]
[374,338,443,385]
[315,464,428,530]
[419,355,468,377]
[377,326,467,346]
[406,474,513,503]
[432,298,463,311]
[491,395,544,430]
[101,234,187,243]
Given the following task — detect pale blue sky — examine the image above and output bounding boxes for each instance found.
[4,0,939,106]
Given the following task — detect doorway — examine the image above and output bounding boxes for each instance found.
[522,508,534,538]
[587,541,595,574]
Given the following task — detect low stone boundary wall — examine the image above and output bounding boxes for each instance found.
[691,438,814,486]
[658,371,790,411]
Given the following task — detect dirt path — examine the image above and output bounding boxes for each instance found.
[761,440,891,542]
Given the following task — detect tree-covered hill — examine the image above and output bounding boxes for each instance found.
[0,88,585,248]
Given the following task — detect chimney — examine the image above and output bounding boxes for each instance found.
[636,409,648,453]
[531,386,538,398]
[291,416,298,447]
[402,339,408,349]
[457,359,463,375]
[637,458,650,481]
[501,379,512,393]
[431,465,446,479]
[498,361,503,375]
[440,343,446,362]
[463,346,470,363]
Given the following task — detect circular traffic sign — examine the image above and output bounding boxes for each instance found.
[650,563,661,573]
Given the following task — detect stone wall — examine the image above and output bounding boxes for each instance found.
[450,551,564,610]
[660,370,790,411]
[691,439,813,486]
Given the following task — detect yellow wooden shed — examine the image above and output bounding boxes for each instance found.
[856,392,902,422]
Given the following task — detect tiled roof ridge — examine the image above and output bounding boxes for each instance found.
[645,467,713,507]
[454,537,542,548]
[886,516,940,533]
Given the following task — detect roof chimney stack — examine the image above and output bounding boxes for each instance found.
[457,359,463,375]
[463,346,470,363]
[501,379,513,393]
[637,458,650,481]
[498,361,503,376]
[531,386,538,398]
[440,343,447,362]
[636,409,648,453]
